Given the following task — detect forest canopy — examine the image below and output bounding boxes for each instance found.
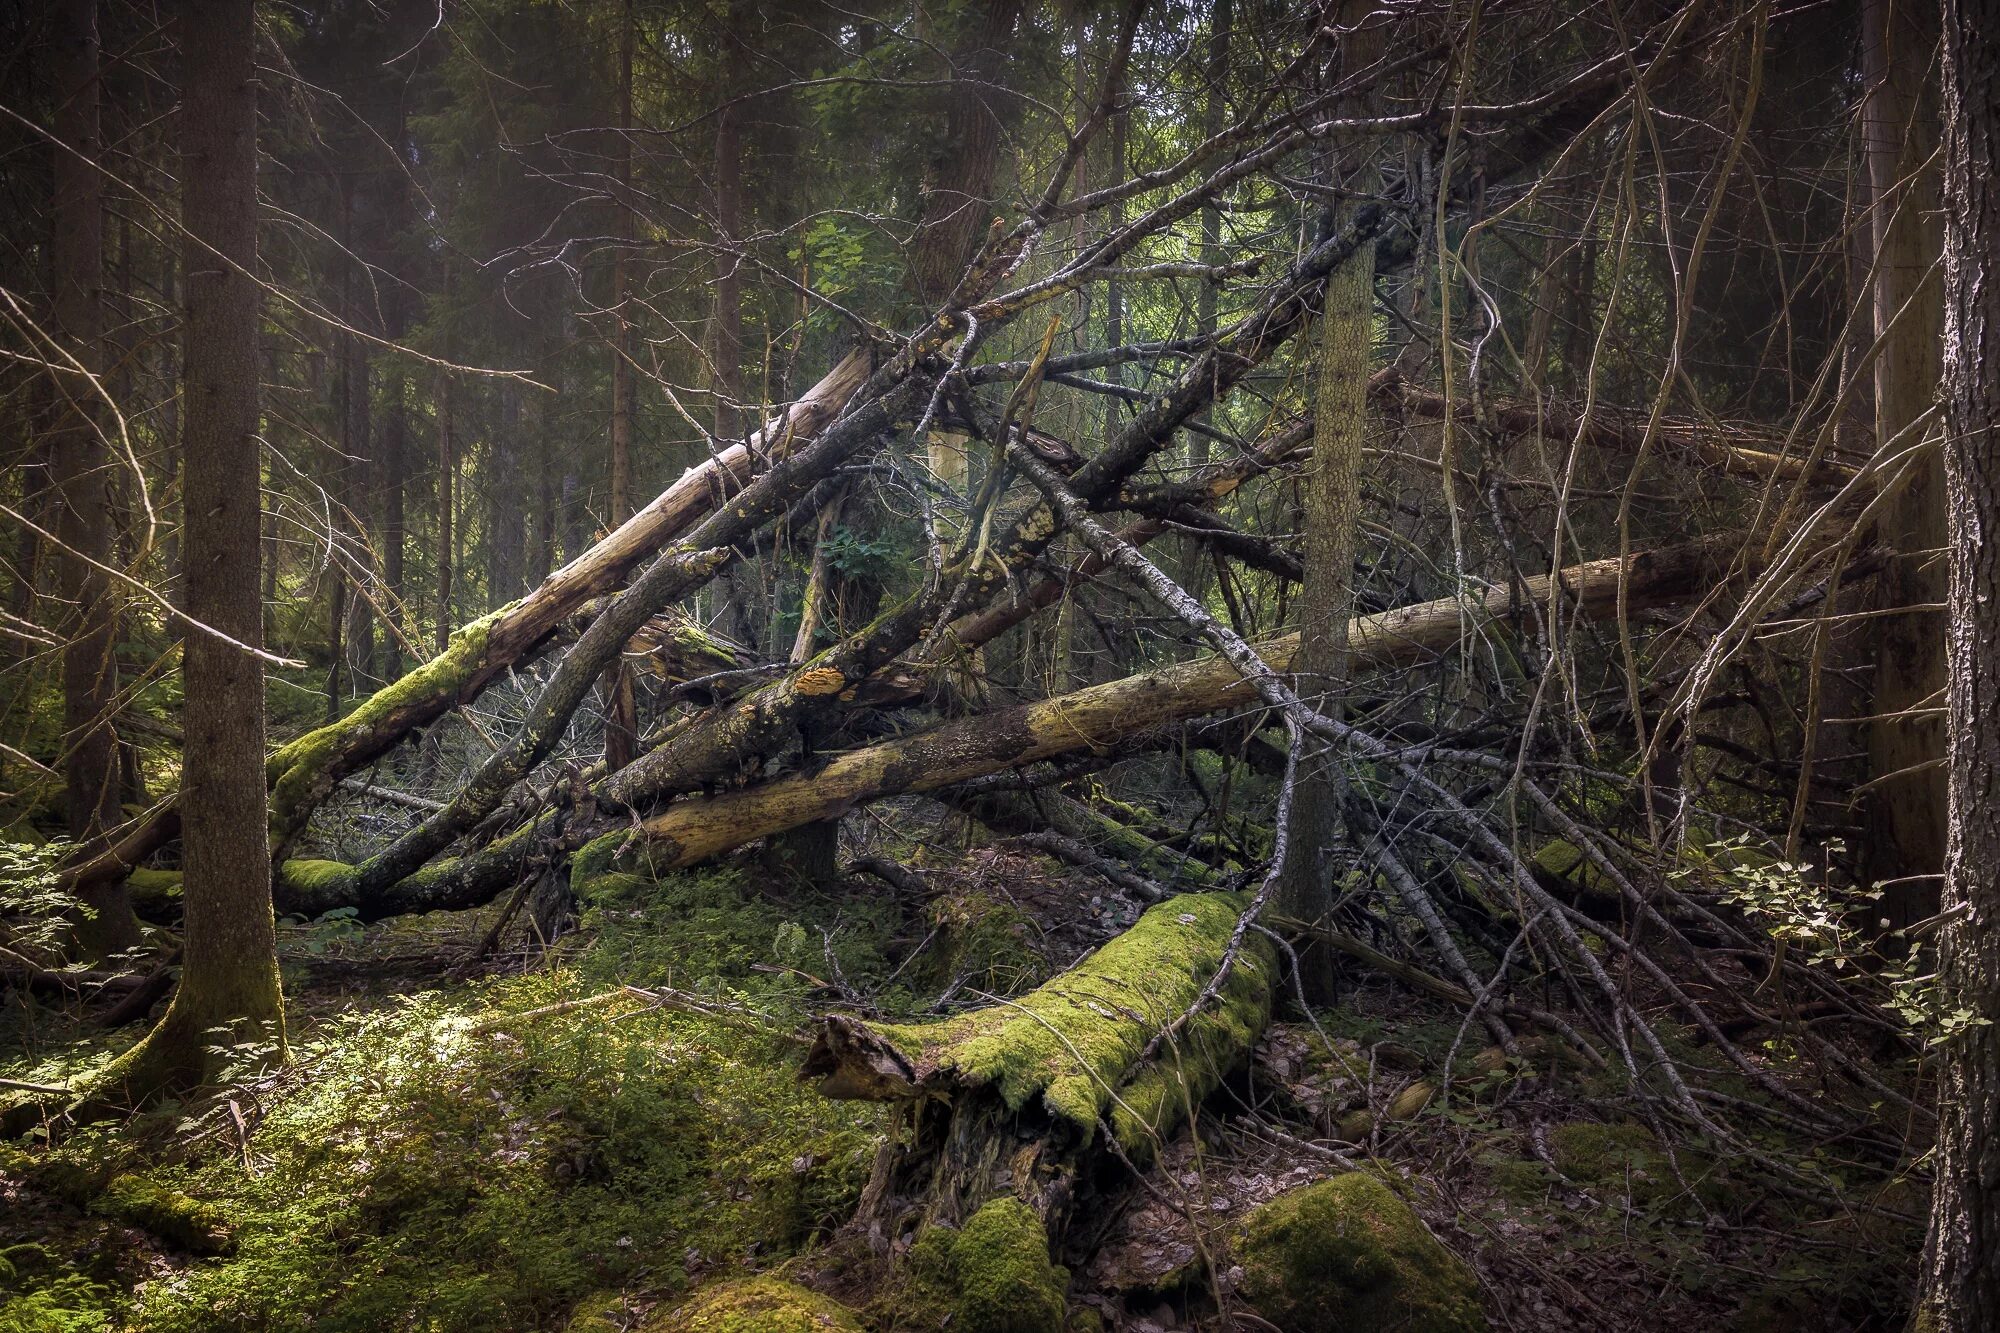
[2,0,1999,1330]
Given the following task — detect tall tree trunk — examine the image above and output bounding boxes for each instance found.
[487,383,524,608]
[908,0,1025,306]
[1861,0,1948,925]
[379,362,406,675]
[435,363,453,656]
[51,0,139,959]
[99,0,282,1100]
[1273,6,1382,1004]
[1919,7,2000,1327]
[601,0,639,771]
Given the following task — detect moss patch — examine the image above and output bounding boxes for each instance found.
[651,1275,865,1332]
[1232,1173,1485,1333]
[1548,1121,1723,1213]
[897,1198,1067,1333]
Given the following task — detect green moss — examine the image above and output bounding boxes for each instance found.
[895,1199,1066,1333]
[651,1276,864,1332]
[1232,1173,1485,1333]
[123,868,182,916]
[120,973,883,1333]
[93,1174,233,1254]
[276,859,361,908]
[858,894,1273,1155]
[949,1198,1067,1333]
[915,893,1048,998]
[1549,1121,1733,1217]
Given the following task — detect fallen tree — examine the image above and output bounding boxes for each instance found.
[802,892,1277,1237]
[55,348,874,890]
[273,537,1738,921]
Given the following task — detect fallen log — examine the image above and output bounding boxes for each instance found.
[295,538,1736,919]
[623,538,1734,876]
[56,349,873,888]
[801,892,1276,1236]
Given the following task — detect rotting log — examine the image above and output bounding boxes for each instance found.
[801,892,1275,1240]
[56,349,873,889]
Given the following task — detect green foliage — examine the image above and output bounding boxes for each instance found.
[1701,840,1991,1047]
[1232,1173,1485,1333]
[0,841,85,956]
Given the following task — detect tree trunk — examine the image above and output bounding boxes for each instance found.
[487,383,524,609]
[622,541,1735,879]
[1274,4,1381,1003]
[908,0,1025,306]
[435,361,454,656]
[1861,0,1948,925]
[602,0,639,771]
[50,0,139,959]
[1918,5,2000,1326]
[96,0,282,1101]
[278,540,1739,923]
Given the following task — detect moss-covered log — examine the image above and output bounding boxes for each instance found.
[802,893,1274,1239]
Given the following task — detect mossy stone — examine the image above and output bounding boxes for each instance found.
[1337,1109,1375,1142]
[1232,1173,1485,1333]
[948,1197,1068,1333]
[1386,1080,1436,1121]
[650,1275,865,1332]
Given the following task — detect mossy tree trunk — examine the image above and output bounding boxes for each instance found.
[53,348,873,893]
[95,0,283,1101]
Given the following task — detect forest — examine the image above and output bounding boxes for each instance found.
[1,0,1998,1328]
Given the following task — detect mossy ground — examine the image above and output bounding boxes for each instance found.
[0,862,892,1333]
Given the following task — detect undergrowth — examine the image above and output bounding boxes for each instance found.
[1,863,891,1333]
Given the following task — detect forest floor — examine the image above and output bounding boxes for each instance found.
[0,833,1923,1332]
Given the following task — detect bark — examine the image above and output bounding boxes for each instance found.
[94,0,282,1101]
[49,0,139,958]
[908,0,1026,306]
[1277,5,1382,1001]
[434,361,454,656]
[603,0,639,771]
[1861,0,1949,924]
[56,348,871,886]
[803,892,1275,1237]
[1918,5,2000,1327]
[343,375,918,897]
[487,384,523,608]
